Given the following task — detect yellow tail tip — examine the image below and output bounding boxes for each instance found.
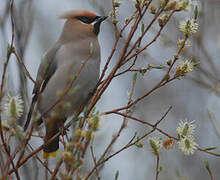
[42,149,59,159]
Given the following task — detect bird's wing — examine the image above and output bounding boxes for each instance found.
[33,42,60,94]
[24,42,61,131]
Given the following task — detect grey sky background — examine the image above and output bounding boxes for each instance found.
[1,0,220,179]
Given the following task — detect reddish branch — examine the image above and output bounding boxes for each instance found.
[155,155,160,180]
[0,1,21,179]
[49,159,63,180]
[84,105,171,180]
[3,1,220,179]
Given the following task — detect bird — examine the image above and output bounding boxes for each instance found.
[24,10,107,158]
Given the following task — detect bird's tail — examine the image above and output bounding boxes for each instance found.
[42,120,60,159]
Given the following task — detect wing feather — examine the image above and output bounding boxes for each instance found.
[24,42,60,131]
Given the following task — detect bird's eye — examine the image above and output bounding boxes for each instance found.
[76,16,100,24]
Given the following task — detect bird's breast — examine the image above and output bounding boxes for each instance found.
[38,43,100,119]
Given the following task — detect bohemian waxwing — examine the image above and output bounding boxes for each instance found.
[24,10,107,158]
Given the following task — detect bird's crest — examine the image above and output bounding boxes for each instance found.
[58,10,97,19]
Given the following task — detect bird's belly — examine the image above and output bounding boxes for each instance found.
[38,62,99,118]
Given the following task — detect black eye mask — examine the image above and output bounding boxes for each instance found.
[76,16,100,24]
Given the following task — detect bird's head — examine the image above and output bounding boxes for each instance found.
[58,10,107,40]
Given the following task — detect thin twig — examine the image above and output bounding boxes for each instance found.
[49,159,63,180]
[90,146,100,180]
[155,155,160,180]
[27,144,53,175]
[84,106,171,180]
[0,1,21,179]
[13,50,36,84]
[108,107,177,140]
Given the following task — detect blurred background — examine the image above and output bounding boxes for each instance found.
[0,0,220,179]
